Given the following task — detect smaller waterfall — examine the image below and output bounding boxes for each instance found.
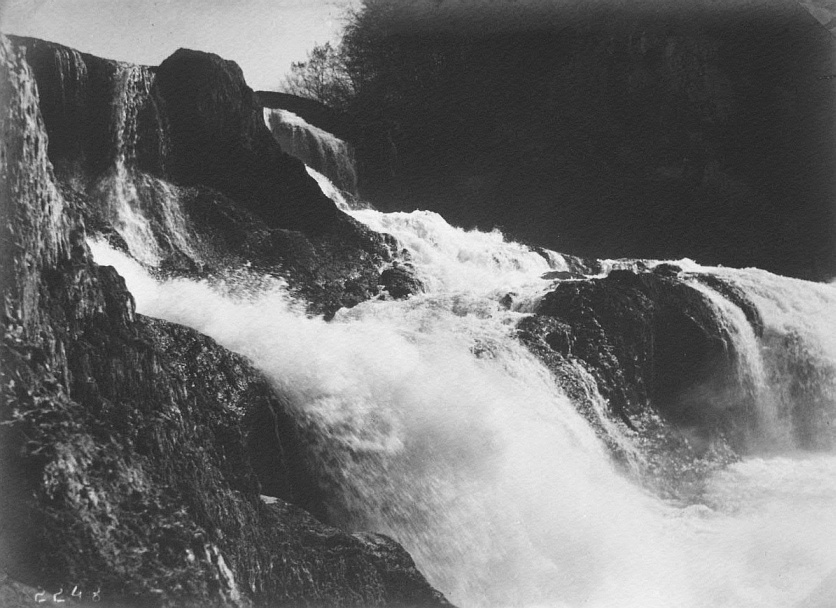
[53,46,89,115]
[306,165,573,301]
[687,278,793,452]
[709,268,836,451]
[349,207,565,298]
[305,166,353,212]
[92,64,195,267]
[629,261,836,454]
[264,108,359,195]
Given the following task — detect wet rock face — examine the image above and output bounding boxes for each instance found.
[378,264,425,299]
[525,270,754,443]
[3,288,450,606]
[1,36,451,607]
[179,185,399,318]
[518,268,759,497]
[9,36,167,180]
[7,36,101,174]
[0,37,69,333]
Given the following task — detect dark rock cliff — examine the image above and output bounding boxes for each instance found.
[3,36,141,179]
[1,35,450,607]
[152,49,337,236]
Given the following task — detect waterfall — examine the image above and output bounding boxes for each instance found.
[305,165,354,212]
[87,156,836,606]
[9,32,836,608]
[52,45,89,117]
[263,108,359,196]
[699,268,836,451]
[345,206,572,299]
[88,240,667,607]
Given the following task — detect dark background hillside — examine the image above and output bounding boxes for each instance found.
[288,0,836,280]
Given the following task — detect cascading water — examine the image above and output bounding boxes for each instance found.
[347,206,571,298]
[698,267,836,451]
[89,166,836,607]
[264,107,359,195]
[93,63,195,266]
[53,45,89,113]
[305,165,355,212]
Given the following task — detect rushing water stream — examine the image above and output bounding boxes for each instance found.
[84,102,836,608]
[5,29,833,607]
[89,200,836,608]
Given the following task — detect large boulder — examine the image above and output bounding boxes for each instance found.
[378,264,425,299]
[153,48,339,235]
[519,267,760,496]
[528,268,753,434]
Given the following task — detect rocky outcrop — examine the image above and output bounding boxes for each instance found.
[152,48,337,235]
[179,185,402,317]
[1,36,450,607]
[519,267,759,495]
[9,35,412,317]
[378,264,425,299]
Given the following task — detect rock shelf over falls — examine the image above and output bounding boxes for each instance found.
[2,32,836,608]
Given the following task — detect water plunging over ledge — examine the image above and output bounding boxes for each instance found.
[88,167,836,607]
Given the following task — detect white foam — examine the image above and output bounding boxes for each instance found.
[89,239,836,608]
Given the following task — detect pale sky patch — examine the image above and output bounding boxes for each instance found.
[1,0,831,90]
[0,0,358,90]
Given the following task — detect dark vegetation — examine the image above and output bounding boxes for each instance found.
[282,0,836,280]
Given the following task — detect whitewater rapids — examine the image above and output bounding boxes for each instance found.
[89,169,836,608]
